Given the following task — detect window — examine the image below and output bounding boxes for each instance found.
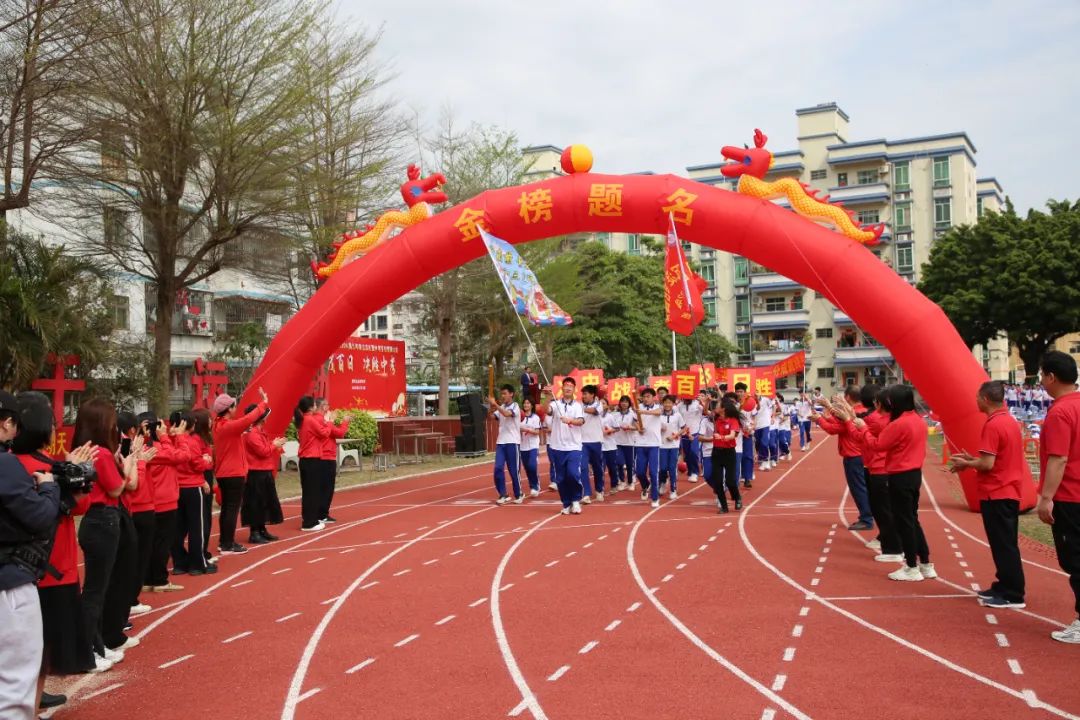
[977,197,984,218]
[894,203,911,230]
[857,169,878,185]
[818,367,835,379]
[699,262,715,285]
[704,298,717,325]
[815,327,833,339]
[934,198,952,227]
[856,210,880,225]
[933,157,950,186]
[790,294,803,311]
[863,333,881,347]
[103,207,128,249]
[627,234,640,255]
[896,245,913,273]
[764,296,786,312]
[733,257,749,285]
[810,169,827,181]
[375,316,388,331]
[893,161,910,190]
[108,293,129,330]
[735,297,750,323]
[737,334,751,355]
[837,172,848,187]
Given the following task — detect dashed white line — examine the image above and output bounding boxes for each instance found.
[951,543,959,549]
[360,581,379,590]
[612,527,622,533]
[494,534,505,539]
[661,574,675,583]
[783,647,796,662]
[959,561,969,567]
[709,535,718,542]
[524,571,539,578]
[825,538,833,545]
[986,614,998,625]
[320,595,340,605]
[969,582,981,591]
[231,579,253,588]
[545,560,559,568]
[223,631,253,644]
[579,641,599,654]
[346,658,375,674]
[469,597,487,607]
[676,563,687,570]
[792,624,804,638]
[395,633,420,648]
[308,557,325,565]
[272,568,291,575]
[810,578,820,587]
[628,602,642,613]
[500,583,514,592]
[799,607,810,617]
[423,559,439,566]
[473,541,486,547]
[394,532,407,538]
[598,534,608,540]
[955,551,964,558]
[771,674,787,691]
[583,542,593,548]
[699,544,708,551]
[449,549,464,556]
[688,553,698,560]
[995,633,1010,647]
[339,548,355,554]
[159,654,194,669]
[1023,690,1040,708]
[761,710,777,720]
[818,556,827,563]
[1007,658,1023,675]
[296,688,321,703]
[509,699,529,717]
[547,665,570,682]
[822,548,831,554]
[605,620,621,632]
[417,526,429,531]
[565,551,577,557]
[435,615,456,626]
[81,683,123,701]
[276,612,301,623]
[964,571,975,578]
[393,569,411,577]
[814,566,824,574]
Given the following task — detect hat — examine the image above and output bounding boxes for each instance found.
[212,393,237,415]
[244,403,271,424]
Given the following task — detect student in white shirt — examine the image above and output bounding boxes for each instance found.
[697,405,716,482]
[519,398,543,497]
[776,393,793,461]
[600,398,622,494]
[612,395,638,492]
[733,382,756,487]
[579,385,605,503]
[489,385,522,505]
[658,395,686,502]
[795,393,813,450]
[679,390,707,483]
[635,387,662,506]
[543,411,557,492]
[754,392,776,471]
[544,378,586,515]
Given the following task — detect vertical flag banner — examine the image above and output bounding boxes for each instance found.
[606,377,637,403]
[480,227,572,326]
[671,370,701,399]
[648,375,673,392]
[663,215,708,336]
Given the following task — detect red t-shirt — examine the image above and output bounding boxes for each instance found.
[977,409,1025,502]
[15,454,90,587]
[816,404,866,458]
[176,434,212,489]
[321,419,350,461]
[1039,391,1080,503]
[213,401,268,479]
[126,459,155,513]
[851,411,927,474]
[245,426,282,472]
[88,448,125,506]
[298,414,331,458]
[712,417,740,448]
[861,410,890,474]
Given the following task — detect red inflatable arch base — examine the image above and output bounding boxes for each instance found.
[242,172,1035,512]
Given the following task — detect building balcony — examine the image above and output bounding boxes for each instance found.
[750,271,802,291]
[833,309,855,326]
[827,182,890,205]
[751,309,810,330]
[834,345,894,366]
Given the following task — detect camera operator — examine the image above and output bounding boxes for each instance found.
[0,390,61,720]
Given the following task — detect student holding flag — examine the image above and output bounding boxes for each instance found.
[489,385,523,505]
[544,379,586,515]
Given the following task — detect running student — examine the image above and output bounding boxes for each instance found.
[489,385,523,505]
[754,387,775,472]
[579,385,605,503]
[697,401,716,483]
[658,395,685,503]
[796,392,813,450]
[948,381,1026,609]
[600,399,623,495]
[815,386,874,532]
[1035,351,1080,644]
[710,402,742,513]
[520,398,542,497]
[679,390,707,483]
[544,379,585,515]
[636,388,663,506]
[612,396,638,492]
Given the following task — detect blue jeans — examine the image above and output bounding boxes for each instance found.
[843,456,874,526]
[680,436,701,477]
[580,442,604,495]
[494,444,521,499]
[799,420,812,448]
[635,446,659,499]
[521,448,539,491]
[739,435,755,484]
[659,447,679,495]
[550,448,583,508]
[603,449,622,490]
[617,445,635,486]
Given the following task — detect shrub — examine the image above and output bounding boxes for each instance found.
[283,410,378,455]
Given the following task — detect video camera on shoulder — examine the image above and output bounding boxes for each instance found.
[51,460,97,495]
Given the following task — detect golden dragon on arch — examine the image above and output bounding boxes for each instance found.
[313,164,448,280]
[721,129,884,245]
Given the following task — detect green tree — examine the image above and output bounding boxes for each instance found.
[211,321,270,392]
[0,229,114,388]
[919,199,1080,380]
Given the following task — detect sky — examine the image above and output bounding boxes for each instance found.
[334,0,1080,212]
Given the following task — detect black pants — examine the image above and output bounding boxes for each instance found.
[1050,500,1080,617]
[77,505,120,656]
[319,459,337,520]
[201,471,215,561]
[147,509,177,586]
[888,469,930,568]
[173,486,208,572]
[299,457,324,528]
[217,475,245,547]
[980,499,1025,603]
[242,470,283,536]
[709,447,740,511]
[130,510,156,603]
[868,474,902,554]
[102,507,136,649]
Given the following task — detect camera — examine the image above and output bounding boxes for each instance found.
[51,461,96,495]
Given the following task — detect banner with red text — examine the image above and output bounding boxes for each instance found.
[326,337,407,417]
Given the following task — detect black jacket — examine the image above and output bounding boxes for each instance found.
[0,452,60,590]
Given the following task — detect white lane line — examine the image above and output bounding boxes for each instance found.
[547,665,570,682]
[783,648,796,662]
[612,527,622,533]
[223,631,253,644]
[509,699,529,717]
[605,620,622,632]
[688,553,698,560]
[296,688,321,704]
[393,569,411,577]
[81,683,123,701]
[818,556,827,563]
[435,615,456,626]
[473,541,486,547]
[394,532,407,538]
[320,595,340,605]
[709,535,718,542]
[995,633,1010,648]
[959,561,969,568]
[565,551,577,558]
[346,658,375,674]
[970,583,981,591]
[525,571,538,578]
[814,566,824,574]
[394,634,420,648]
[951,543,959,549]
[964,571,975,579]
[810,579,821,587]
[159,654,194,669]
[495,534,505,539]
[661,574,675,583]
[583,542,594,548]
[417,526,429,530]
[825,538,832,545]
[772,674,787,691]
[231,579,253,588]
[699,544,708,551]
[308,557,325,565]
[628,602,642,613]
[986,614,998,625]
[276,612,301,623]
[470,597,488,607]
[676,562,687,571]
[791,625,804,638]
[339,548,355,554]
[955,551,964,558]
[500,583,515,592]
[799,607,810,617]
[360,581,379,591]
[761,710,777,720]
[579,641,599,655]
[599,534,608,540]
[423,559,439,566]
[450,549,464,556]
[545,560,559,568]
[272,568,291,575]
[934,575,1066,627]
[1024,690,1041,708]
[1007,659,1023,675]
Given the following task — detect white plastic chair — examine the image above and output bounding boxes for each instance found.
[337,440,360,469]
[280,440,300,472]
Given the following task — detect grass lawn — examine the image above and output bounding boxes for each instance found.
[274,454,487,501]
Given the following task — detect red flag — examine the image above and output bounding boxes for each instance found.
[663,215,707,336]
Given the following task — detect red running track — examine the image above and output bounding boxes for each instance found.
[50,441,1080,720]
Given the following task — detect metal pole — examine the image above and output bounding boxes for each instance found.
[672,330,677,371]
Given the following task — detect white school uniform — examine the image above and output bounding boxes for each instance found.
[547,399,584,451]
[493,402,521,445]
[601,412,619,452]
[698,416,715,446]
[637,404,662,447]
[778,404,792,430]
[754,396,774,428]
[659,410,685,449]
[581,399,605,444]
[520,413,541,452]
[613,409,638,446]
[680,400,704,437]
[795,400,812,422]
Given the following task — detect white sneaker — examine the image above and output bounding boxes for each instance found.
[888,566,924,582]
[560,506,571,515]
[617,482,628,491]
[688,474,698,483]
[918,563,938,579]
[1051,619,1080,644]
[301,522,326,532]
[581,496,592,505]
[548,482,558,492]
[596,492,604,502]
[874,553,905,563]
[640,492,648,501]
[91,654,114,673]
[207,556,219,565]
[866,539,882,550]
[650,500,660,509]
[130,603,151,616]
[103,646,124,663]
[571,501,582,515]
[669,490,678,500]
[530,489,540,498]
[770,460,778,469]
[759,462,767,472]
[117,635,140,649]
[513,495,524,505]
[496,496,511,506]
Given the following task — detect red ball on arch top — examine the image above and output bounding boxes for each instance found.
[560,144,593,174]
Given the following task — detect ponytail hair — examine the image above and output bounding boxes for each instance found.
[294,395,315,428]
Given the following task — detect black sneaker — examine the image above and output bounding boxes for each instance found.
[40,691,67,709]
[220,543,248,554]
[262,530,279,541]
[323,516,338,523]
[979,594,1026,609]
[735,500,743,510]
[172,568,188,576]
[718,506,729,514]
[976,588,996,601]
[249,533,270,545]
[847,521,873,531]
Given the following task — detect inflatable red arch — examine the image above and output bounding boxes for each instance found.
[242,172,1033,512]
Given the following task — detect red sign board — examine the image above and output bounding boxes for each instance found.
[31,354,84,456]
[326,337,407,417]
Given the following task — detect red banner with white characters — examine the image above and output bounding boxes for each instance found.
[326,337,407,417]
